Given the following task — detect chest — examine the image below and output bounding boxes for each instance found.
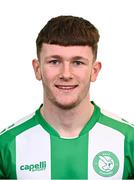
[12,124,125,179]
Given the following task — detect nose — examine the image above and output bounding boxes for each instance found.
[59,62,73,80]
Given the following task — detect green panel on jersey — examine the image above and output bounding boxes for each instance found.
[51,133,88,179]
[1,139,17,179]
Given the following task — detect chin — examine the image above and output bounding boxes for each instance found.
[54,100,79,110]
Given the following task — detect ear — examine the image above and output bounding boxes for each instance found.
[91,61,102,82]
[32,59,42,80]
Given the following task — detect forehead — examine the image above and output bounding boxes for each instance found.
[40,43,93,59]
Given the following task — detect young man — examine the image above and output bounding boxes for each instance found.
[0,15,134,179]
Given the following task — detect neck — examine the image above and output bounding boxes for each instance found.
[41,97,94,138]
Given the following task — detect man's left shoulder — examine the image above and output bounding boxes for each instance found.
[99,109,134,137]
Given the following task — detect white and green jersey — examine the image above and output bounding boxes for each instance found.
[0,102,134,179]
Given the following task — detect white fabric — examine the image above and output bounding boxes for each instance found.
[88,123,124,179]
[16,125,51,179]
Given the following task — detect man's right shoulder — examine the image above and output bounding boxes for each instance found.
[0,112,38,147]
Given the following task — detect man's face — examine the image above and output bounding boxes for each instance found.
[33,44,101,109]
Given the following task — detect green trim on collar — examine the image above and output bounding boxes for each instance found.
[35,101,100,138]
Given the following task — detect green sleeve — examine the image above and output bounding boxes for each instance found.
[0,132,16,179]
[128,137,134,178]
[0,147,6,178]
[123,129,134,179]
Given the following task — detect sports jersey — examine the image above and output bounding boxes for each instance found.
[0,102,134,179]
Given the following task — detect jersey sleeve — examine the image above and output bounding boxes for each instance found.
[0,144,6,178]
[0,134,16,179]
[0,131,11,179]
[129,137,134,178]
[124,127,134,178]
[0,168,5,178]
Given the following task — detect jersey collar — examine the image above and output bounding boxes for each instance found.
[35,101,101,138]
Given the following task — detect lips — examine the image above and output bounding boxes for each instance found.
[55,85,78,90]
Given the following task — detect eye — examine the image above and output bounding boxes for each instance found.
[48,59,60,65]
[73,60,84,66]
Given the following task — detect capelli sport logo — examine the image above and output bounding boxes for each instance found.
[20,161,46,172]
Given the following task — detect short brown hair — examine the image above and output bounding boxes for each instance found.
[36,15,100,59]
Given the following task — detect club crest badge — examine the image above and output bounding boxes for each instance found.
[93,151,119,177]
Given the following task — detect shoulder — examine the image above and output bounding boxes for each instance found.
[98,108,134,138]
[0,112,38,148]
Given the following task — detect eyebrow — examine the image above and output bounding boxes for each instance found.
[45,55,62,60]
[45,55,89,61]
[71,56,89,61]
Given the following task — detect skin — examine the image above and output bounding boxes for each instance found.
[32,43,101,137]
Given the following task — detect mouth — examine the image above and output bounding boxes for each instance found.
[55,85,78,91]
